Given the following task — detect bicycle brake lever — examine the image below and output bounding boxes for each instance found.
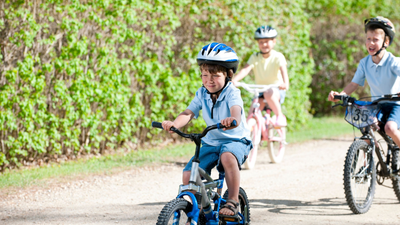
[331,103,343,108]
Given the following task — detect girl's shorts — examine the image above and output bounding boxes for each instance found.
[183,138,252,175]
[258,90,286,104]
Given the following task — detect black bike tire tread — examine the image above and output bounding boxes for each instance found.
[391,149,400,202]
[156,198,192,225]
[222,187,251,225]
[343,140,376,214]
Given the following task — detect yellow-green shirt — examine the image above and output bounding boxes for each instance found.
[247,49,287,85]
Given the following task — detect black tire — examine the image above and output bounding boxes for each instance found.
[343,140,376,214]
[156,198,193,225]
[222,187,250,225]
[391,149,400,201]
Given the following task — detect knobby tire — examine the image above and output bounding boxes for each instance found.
[391,149,400,202]
[343,140,376,214]
[156,198,193,225]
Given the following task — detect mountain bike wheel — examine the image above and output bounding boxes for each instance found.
[223,187,250,225]
[267,127,286,163]
[343,140,376,214]
[391,149,400,202]
[243,118,261,169]
[156,198,193,225]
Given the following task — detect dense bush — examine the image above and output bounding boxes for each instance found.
[0,0,313,171]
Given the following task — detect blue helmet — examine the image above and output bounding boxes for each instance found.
[197,42,239,73]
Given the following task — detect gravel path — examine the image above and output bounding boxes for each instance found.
[1,136,400,224]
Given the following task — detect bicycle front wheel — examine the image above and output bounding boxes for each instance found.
[156,198,193,225]
[243,118,261,169]
[267,127,286,163]
[343,140,376,214]
[391,149,400,202]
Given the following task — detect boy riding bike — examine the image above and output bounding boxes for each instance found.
[232,25,290,127]
[161,42,252,220]
[328,16,400,156]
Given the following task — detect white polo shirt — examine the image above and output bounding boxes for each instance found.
[352,51,400,103]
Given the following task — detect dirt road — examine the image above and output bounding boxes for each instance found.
[1,136,400,224]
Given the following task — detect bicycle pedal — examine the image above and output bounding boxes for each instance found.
[220,215,240,222]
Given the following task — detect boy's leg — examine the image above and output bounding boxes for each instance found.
[382,104,400,150]
[219,152,240,216]
[385,121,400,149]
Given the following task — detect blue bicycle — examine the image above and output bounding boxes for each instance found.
[152,121,250,225]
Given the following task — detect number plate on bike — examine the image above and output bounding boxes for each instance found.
[345,103,380,129]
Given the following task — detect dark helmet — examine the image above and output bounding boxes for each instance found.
[364,16,396,45]
[254,25,278,39]
[197,42,239,73]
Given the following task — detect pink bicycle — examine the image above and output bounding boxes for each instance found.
[236,82,287,169]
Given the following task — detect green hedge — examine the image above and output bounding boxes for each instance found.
[0,0,313,171]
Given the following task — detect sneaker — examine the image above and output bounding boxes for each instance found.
[275,115,287,127]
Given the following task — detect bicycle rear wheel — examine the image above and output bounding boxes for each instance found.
[222,187,250,225]
[243,118,261,169]
[343,140,376,214]
[391,148,400,202]
[267,127,286,163]
[156,198,193,225]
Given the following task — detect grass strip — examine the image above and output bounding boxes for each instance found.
[0,117,355,189]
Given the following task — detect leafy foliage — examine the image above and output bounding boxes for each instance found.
[0,0,313,171]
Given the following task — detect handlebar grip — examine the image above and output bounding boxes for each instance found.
[334,95,344,100]
[216,120,237,129]
[151,121,163,129]
[231,120,237,127]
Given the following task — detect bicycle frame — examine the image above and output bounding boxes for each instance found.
[334,95,400,180]
[237,82,284,142]
[152,121,248,225]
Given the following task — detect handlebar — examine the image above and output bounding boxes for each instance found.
[332,94,400,108]
[151,120,237,140]
[235,82,279,96]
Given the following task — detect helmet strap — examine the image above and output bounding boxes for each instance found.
[203,74,230,119]
[373,34,387,56]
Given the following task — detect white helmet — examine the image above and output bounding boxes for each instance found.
[254,25,278,39]
[197,42,239,73]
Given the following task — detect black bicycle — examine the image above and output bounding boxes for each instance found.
[333,94,400,214]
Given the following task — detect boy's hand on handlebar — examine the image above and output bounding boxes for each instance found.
[161,121,176,134]
[220,117,238,131]
[328,91,341,102]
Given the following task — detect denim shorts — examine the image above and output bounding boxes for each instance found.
[183,138,252,175]
[377,103,400,129]
[258,90,286,104]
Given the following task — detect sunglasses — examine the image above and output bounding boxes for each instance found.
[364,17,393,28]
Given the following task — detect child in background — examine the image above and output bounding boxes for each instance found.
[232,25,289,127]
